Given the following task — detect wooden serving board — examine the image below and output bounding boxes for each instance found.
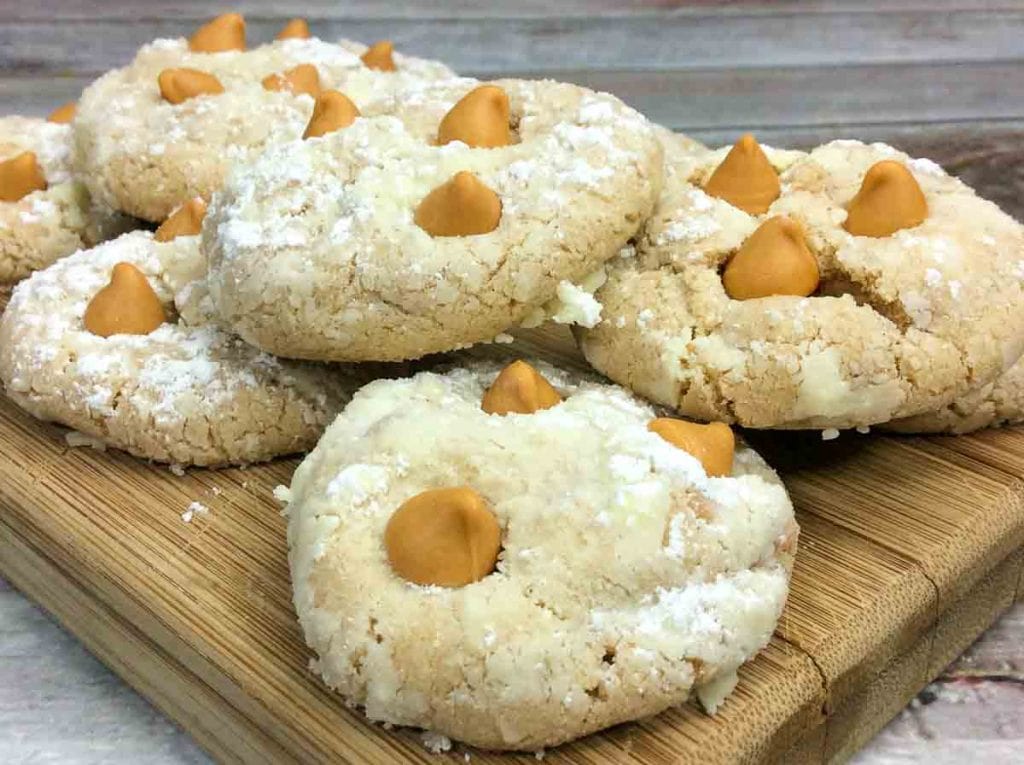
[0,287,1022,764]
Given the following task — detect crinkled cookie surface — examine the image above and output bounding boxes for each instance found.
[579,139,1024,430]
[205,78,663,362]
[0,230,356,465]
[74,37,455,221]
[286,363,796,749]
[0,116,134,282]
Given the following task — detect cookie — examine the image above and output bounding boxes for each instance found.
[204,78,663,362]
[285,360,796,749]
[578,137,1024,430]
[0,115,135,282]
[885,358,1024,434]
[73,13,455,222]
[0,225,355,466]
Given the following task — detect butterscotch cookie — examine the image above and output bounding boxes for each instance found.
[0,225,355,466]
[578,137,1024,430]
[885,358,1024,434]
[73,13,454,222]
[0,115,135,282]
[285,360,796,750]
[205,79,663,361]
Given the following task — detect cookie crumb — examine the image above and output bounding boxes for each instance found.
[181,501,209,523]
[821,428,840,441]
[420,731,452,754]
[856,425,870,434]
[493,333,514,344]
[65,430,107,451]
[273,484,293,504]
[169,463,186,477]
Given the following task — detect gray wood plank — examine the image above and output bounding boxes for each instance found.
[5,1,1024,21]
[3,11,1024,77]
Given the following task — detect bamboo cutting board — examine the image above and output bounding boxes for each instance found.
[0,289,1023,764]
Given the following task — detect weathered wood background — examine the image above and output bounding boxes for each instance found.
[1,1,1023,762]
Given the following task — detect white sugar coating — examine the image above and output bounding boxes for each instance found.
[287,362,796,750]
[0,116,136,282]
[581,138,1024,430]
[206,78,663,362]
[73,36,455,222]
[521,267,608,329]
[0,230,360,466]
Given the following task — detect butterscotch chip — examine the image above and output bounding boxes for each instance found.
[285,362,796,749]
[154,197,207,242]
[704,133,780,215]
[47,102,76,124]
[189,13,245,53]
[648,418,735,477]
[481,360,561,415]
[0,151,47,203]
[843,160,927,237]
[722,216,819,300]
[303,90,360,138]
[384,487,501,587]
[437,85,511,148]
[261,64,321,97]
[276,18,310,40]
[414,171,501,237]
[158,68,224,104]
[83,261,166,337]
[361,40,395,71]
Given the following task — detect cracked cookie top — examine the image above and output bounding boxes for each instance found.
[285,361,795,750]
[204,78,663,362]
[0,229,356,466]
[73,32,454,222]
[579,138,1024,430]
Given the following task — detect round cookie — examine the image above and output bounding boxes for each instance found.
[0,116,135,282]
[285,361,796,750]
[579,138,1024,430]
[0,229,355,466]
[74,21,454,222]
[885,358,1024,434]
[204,78,663,362]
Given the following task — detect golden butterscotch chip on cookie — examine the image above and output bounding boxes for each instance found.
[158,68,225,104]
[414,171,502,237]
[360,40,396,71]
[722,215,819,300]
[0,151,47,203]
[189,13,245,53]
[83,261,166,337]
[262,64,321,97]
[276,18,310,40]
[284,362,796,749]
[47,102,76,124]
[0,230,359,465]
[154,197,207,242]
[302,90,360,138]
[385,487,502,587]
[481,360,561,415]
[844,160,927,237]
[437,85,511,148]
[704,133,780,215]
[648,418,735,477]
[578,137,1024,431]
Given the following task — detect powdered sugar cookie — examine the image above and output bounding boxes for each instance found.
[579,137,1024,430]
[0,116,135,282]
[0,228,355,466]
[885,358,1024,434]
[73,14,454,222]
[205,78,663,361]
[286,360,796,749]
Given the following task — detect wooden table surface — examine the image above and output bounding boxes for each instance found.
[2,1,1023,762]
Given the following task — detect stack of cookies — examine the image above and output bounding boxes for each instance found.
[0,11,1021,753]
